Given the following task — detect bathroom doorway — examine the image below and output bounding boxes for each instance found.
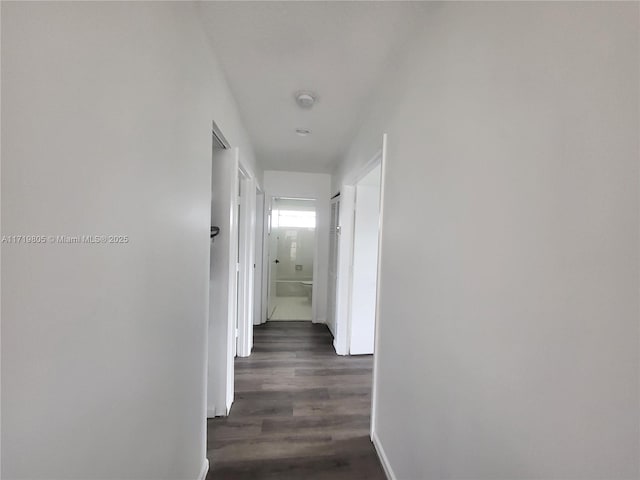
[267,198,316,321]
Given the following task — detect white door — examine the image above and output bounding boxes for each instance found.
[233,188,241,358]
[328,195,340,335]
[267,202,278,319]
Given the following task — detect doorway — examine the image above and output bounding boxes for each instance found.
[332,145,385,356]
[234,169,244,358]
[267,197,317,321]
[208,122,236,417]
[208,121,259,417]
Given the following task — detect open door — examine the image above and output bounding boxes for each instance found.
[267,205,278,319]
[327,195,340,336]
[236,168,256,357]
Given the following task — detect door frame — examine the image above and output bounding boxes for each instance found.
[334,147,384,355]
[237,163,256,358]
[208,137,260,417]
[370,134,388,439]
[331,133,388,444]
[348,162,382,355]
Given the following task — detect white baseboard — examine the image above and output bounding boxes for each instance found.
[333,338,348,356]
[198,458,209,480]
[313,316,327,324]
[372,430,396,480]
[207,404,229,418]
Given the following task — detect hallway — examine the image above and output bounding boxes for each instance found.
[3,3,639,479]
[207,322,385,479]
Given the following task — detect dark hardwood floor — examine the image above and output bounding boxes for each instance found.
[206,321,386,480]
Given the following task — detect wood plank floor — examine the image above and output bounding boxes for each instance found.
[206,321,386,480]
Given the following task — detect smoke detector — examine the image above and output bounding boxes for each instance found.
[295,91,317,109]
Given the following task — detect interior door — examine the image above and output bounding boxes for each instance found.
[267,201,278,319]
[328,195,340,335]
[233,191,241,358]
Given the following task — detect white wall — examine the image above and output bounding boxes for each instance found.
[274,228,315,284]
[1,2,258,479]
[349,166,381,355]
[263,171,331,324]
[337,3,640,479]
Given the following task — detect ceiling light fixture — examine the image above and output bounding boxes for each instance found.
[295,91,317,109]
[295,128,311,136]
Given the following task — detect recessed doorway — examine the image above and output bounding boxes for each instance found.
[267,197,317,321]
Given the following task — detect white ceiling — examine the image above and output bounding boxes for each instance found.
[198,2,425,174]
